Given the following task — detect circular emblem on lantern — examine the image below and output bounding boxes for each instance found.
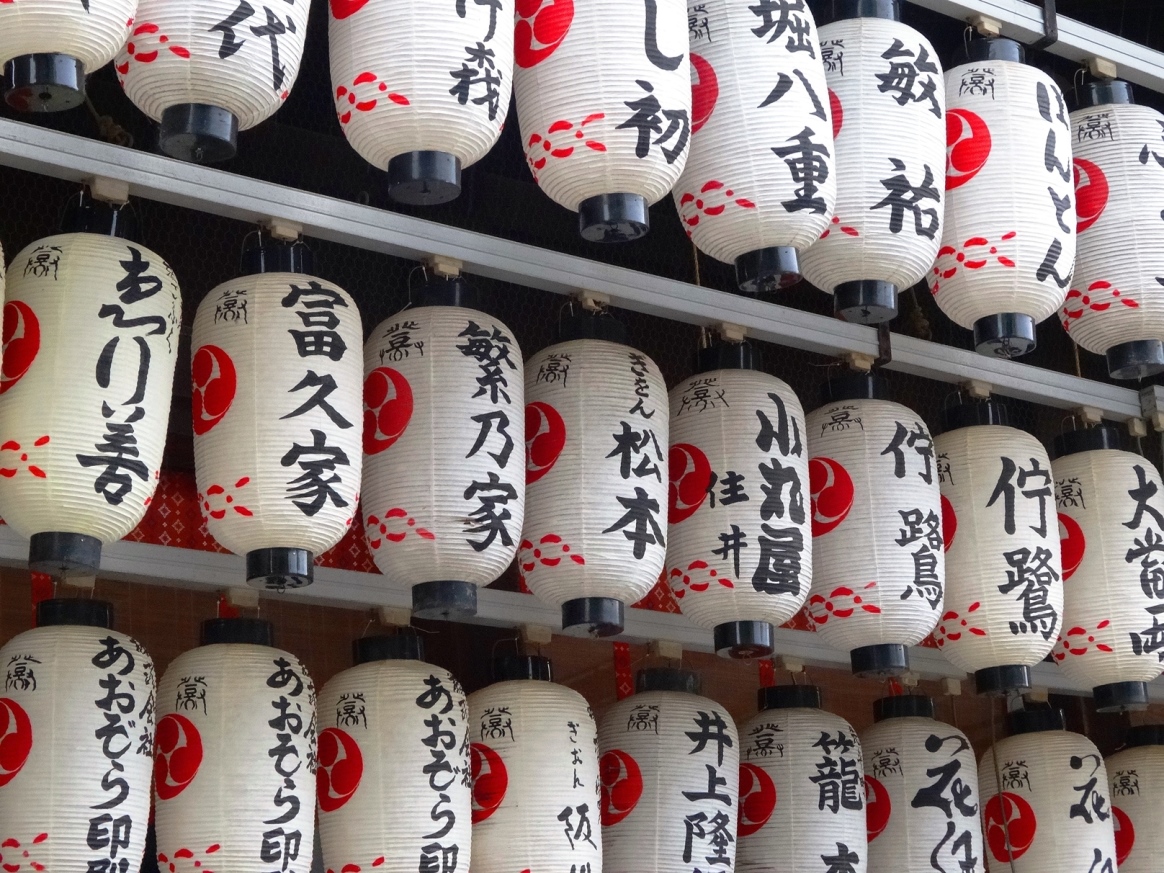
[0,301,40,396]
[191,345,238,436]
[154,713,203,801]
[363,366,414,455]
[737,763,776,837]
[669,443,712,524]
[946,108,991,190]
[829,88,842,140]
[514,0,574,68]
[317,726,364,813]
[864,774,891,842]
[1058,513,1086,581]
[470,742,508,823]
[690,53,718,134]
[984,792,1037,863]
[1073,157,1109,234]
[1113,805,1134,865]
[0,697,33,788]
[525,401,567,484]
[941,494,957,551]
[329,0,370,20]
[809,457,854,537]
[599,749,643,826]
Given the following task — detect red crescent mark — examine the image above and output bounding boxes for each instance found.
[1058,512,1086,581]
[829,88,842,140]
[864,775,891,841]
[809,457,854,537]
[738,763,777,837]
[317,727,364,812]
[0,698,33,787]
[984,792,1037,862]
[599,749,643,826]
[525,401,566,484]
[329,0,369,19]
[190,345,237,436]
[470,742,508,823]
[514,0,573,68]
[0,301,40,395]
[941,494,957,551]
[690,53,718,134]
[154,713,203,800]
[668,443,711,524]
[1073,157,1109,234]
[946,108,991,190]
[1113,805,1135,866]
[363,367,414,455]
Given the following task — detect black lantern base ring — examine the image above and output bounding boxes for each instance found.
[561,596,624,637]
[5,53,85,112]
[387,150,462,206]
[29,531,102,576]
[1093,680,1150,713]
[734,246,801,294]
[973,312,1037,358]
[160,103,239,164]
[578,193,649,243]
[355,631,424,664]
[834,280,899,324]
[1107,339,1164,380]
[201,617,274,646]
[246,547,313,590]
[412,579,478,620]
[37,597,112,629]
[714,620,774,659]
[850,643,908,677]
[974,663,1032,695]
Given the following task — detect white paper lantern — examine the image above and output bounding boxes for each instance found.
[522,314,668,636]
[979,709,1117,873]
[799,2,946,324]
[1105,724,1164,873]
[1050,427,1164,711]
[667,347,811,657]
[935,399,1064,695]
[929,39,1076,357]
[860,695,984,873]
[1061,81,1164,379]
[362,280,524,619]
[192,247,362,590]
[0,599,155,873]
[154,619,316,873]
[115,0,309,163]
[514,0,690,241]
[673,0,834,293]
[329,0,512,204]
[805,372,944,676]
[316,633,471,873]
[468,656,601,873]
[598,669,738,873]
[737,685,866,873]
[0,226,179,576]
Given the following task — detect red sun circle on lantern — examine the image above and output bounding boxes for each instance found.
[329,0,369,19]
[738,763,777,837]
[809,457,854,537]
[515,0,573,68]
[317,727,364,812]
[599,749,643,827]
[946,108,991,190]
[154,713,203,800]
[363,366,413,455]
[941,494,957,551]
[690,53,718,134]
[526,401,566,484]
[0,301,39,396]
[669,443,711,524]
[829,88,842,140]
[191,345,237,436]
[984,792,1037,863]
[0,697,33,788]
[864,775,891,842]
[1113,805,1135,865]
[1058,512,1086,581]
[1073,157,1109,234]
[471,742,508,823]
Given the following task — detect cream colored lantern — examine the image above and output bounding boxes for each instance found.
[1105,724,1164,873]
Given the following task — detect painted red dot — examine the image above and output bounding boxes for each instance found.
[562,545,570,552]
[826,604,835,612]
[407,518,415,526]
[989,247,997,253]
[160,35,168,42]
[127,42,136,52]
[348,94,356,104]
[378,83,387,91]
[542,141,551,151]
[1113,290,1121,296]
[1088,636,1095,642]
[534,549,542,558]
[379,524,387,534]
[725,189,734,196]
[695,200,704,208]
[957,253,965,262]
[225,496,233,503]
[574,131,582,138]
[709,570,717,576]
[1083,297,1091,304]
[19,454,26,461]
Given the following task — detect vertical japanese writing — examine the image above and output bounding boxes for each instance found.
[1035,81,1073,288]
[449,0,503,119]
[809,729,862,814]
[883,420,940,608]
[876,38,941,117]
[209,0,298,92]
[1123,464,1164,660]
[682,711,734,873]
[417,674,464,873]
[620,2,688,163]
[752,392,805,595]
[262,657,312,873]
[910,734,978,873]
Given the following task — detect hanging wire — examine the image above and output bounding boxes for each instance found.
[84,94,133,148]
[691,240,702,287]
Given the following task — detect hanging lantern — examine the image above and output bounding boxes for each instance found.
[154,618,316,873]
[737,685,866,873]
[859,695,983,872]
[805,371,944,676]
[799,0,946,324]
[667,341,811,658]
[192,239,362,590]
[979,708,1117,873]
[673,0,834,293]
[513,0,690,241]
[1063,80,1164,378]
[928,38,1076,357]
[362,276,524,619]
[328,0,512,204]
[0,599,155,872]
[1050,425,1164,711]
[316,631,471,873]
[1105,724,1164,872]
[935,397,1063,695]
[0,199,179,577]
[522,310,667,637]
[598,668,739,873]
[468,656,600,873]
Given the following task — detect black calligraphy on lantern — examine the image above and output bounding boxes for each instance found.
[821,39,843,74]
[336,693,367,729]
[626,703,660,733]
[1055,477,1086,509]
[1069,754,1111,824]
[958,67,995,99]
[810,730,862,814]
[378,320,424,363]
[1000,760,1031,792]
[175,675,208,715]
[677,378,728,416]
[4,654,40,692]
[534,353,570,387]
[480,706,514,741]
[911,734,978,873]
[23,244,62,280]
[688,2,710,42]
[820,406,862,435]
[263,656,311,873]
[447,0,503,119]
[706,471,748,508]
[758,69,826,123]
[1122,464,1164,658]
[772,126,830,214]
[682,710,734,871]
[896,507,942,609]
[209,0,298,92]
[869,747,901,778]
[881,420,933,483]
[213,288,249,325]
[618,80,690,164]
[748,0,813,56]
[1138,119,1164,169]
[1035,81,1073,289]
[871,160,940,238]
[418,673,463,873]
[1111,769,1139,797]
[750,391,806,596]
[567,720,584,789]
[558,803,596,850]
[744,722,784,760]
[820,842,860,873]
[876,38,941,117]
[1077,112,1113,142]
[987,456,1053,537]
[999,546,1059,639]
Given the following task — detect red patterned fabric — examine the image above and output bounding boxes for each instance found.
[613,642,634,700]
[757,659,775,688]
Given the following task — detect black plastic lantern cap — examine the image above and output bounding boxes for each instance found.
[1052,424,1121,460]
[29,532,102,577]
[201,617,274,647]
[5,53,84,112]
[159,104,239,164]
[1125,724,1164,747]
[386,150,462,205]
[246,547,313,590]
[850,643,908,677]
[834,281,898,325]
[874,694,935,722]
[964,37,1025,65]
[974,313,1037,358]
[354,631,424,664]
[1107,340,1164,380]
[417,275,477,309]
[412,580,478,620]
[696,340,758,374]
[36,598,112,629]
[1008,706,1065,735]
[578,193,649,243]
[241,239,314,276]
[758,684,821,711]
[820,371,888,405]
[714,621,774,659]
[561,597,624,637]
[494,655,553,682]
[828,0,899,22]
[558,311,628,345]
[636,667,701,694]
[1079,79,1134,108]
[734,246,800,294]
[1094,681,1149,713]
[941,396,1008,433]
[61,197,135,239]
[974,664,1031,695]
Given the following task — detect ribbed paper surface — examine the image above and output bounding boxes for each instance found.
[0,0,135,72]
[1105,742,1164,872]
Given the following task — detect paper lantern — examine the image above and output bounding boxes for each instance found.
[191,241,361,590]
[673,0,834,293]
[513,0,690,241]
[1062,80,1164,378]
[666,342,811,657]
[799,0,946,324]
[0,0,136,112]
[115,0,309,163]
[1050,426,1164,711]
[468,656,600,873]
[317,632,471,873]
[599,668,739,873]
[329,0,512,204]
[0,599,155,873]
[1105,724,1164,872]
[154,618,316,873]
[929,38,1076,357]
[935,398,1064,694]
[804,372,944,676]
[522,312,667,636]
[0,210,180,576]
[860,695,983,873]
[979,708,1117,873]
[737,685,866,873]
[362,277,524,619]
